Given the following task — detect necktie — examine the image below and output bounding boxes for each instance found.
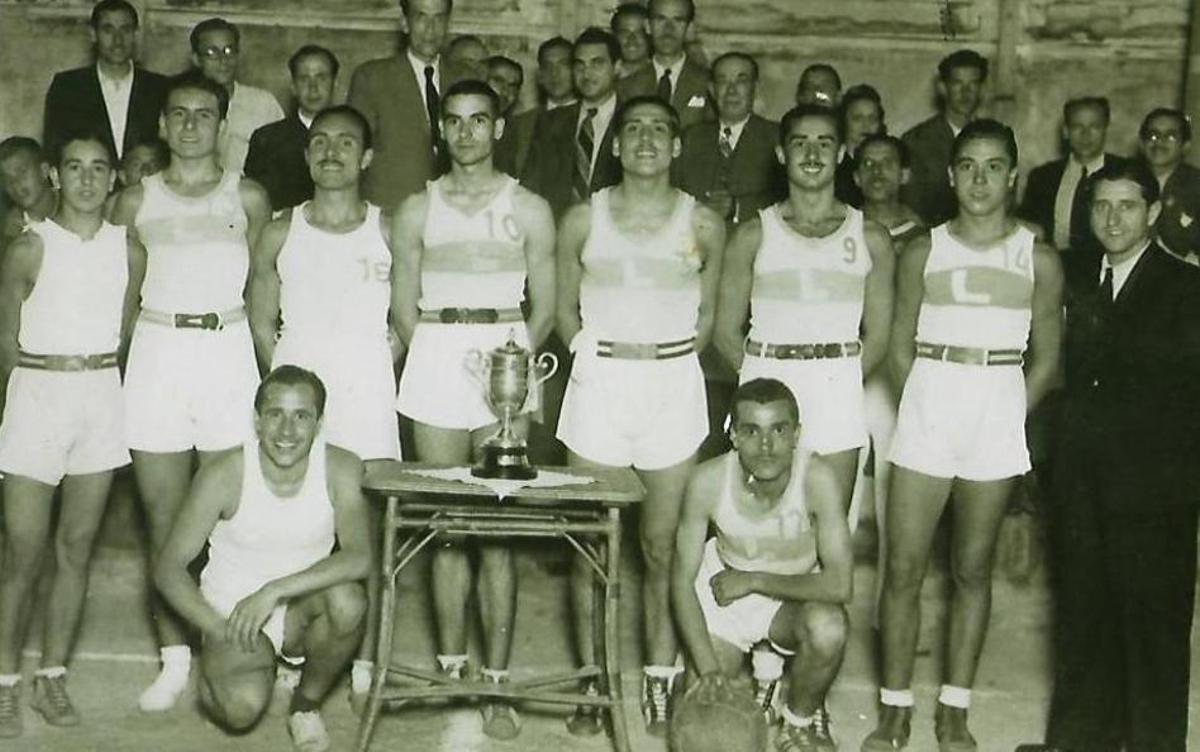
[574,107,598,202]
[657,69,673,102]
[1099,265,1114,303]
[424,65,441,165]
[719,126,734,160]
[1068,164,1090,246]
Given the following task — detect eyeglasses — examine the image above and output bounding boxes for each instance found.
[1144,131,1182,144]
[198,45,238,60]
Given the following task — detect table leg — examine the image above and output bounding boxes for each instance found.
[356,495,400,752]
[604,507,631,752]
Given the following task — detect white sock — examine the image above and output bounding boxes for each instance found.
[880,687,914,708]
[780,704,814,728]
[34,666,66,679]
[939,684,971,709]
[0,674,20,688]
[160,645,192,671]
[752,647,785,682]
[436,654,468,674]
[350,660,373,694]
[481,668,509,683]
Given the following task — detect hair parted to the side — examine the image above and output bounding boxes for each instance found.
[255,365,328,418]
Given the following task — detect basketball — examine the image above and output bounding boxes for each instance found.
[669,684,767,752]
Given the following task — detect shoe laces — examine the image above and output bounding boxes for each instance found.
[776,721,818,751]
[643,676,669,721]
[754,679,777,711]
[0,685,17,720]
[37,677,73,715]
[813,704,833,740]
[289,710,327,740]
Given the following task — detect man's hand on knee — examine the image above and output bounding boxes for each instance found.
[228,586,280,652]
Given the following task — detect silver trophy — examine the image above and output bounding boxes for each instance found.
[465,335,559,479]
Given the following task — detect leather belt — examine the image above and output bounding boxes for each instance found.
[419,307,524,325]
[140,307,246,331]
[596,338,695,360]
[744,339,862,360]
[18,350,118,371]
[915,341,1024,366]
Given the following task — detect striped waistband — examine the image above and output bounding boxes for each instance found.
[596,338,695,360]
[915,342,1024,367]
[18,350,119,371]
[418,307,524,325]
[744,339,862,360]
[140,307,246,331]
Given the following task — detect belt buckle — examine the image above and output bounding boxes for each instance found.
[818,343,840,359]
[62,355,85,371]
[476,309,498,324]
[438,308,462,324]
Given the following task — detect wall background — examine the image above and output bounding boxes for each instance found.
[0,0,1193,182]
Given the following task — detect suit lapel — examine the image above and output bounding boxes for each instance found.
[394,54,428,136]
[83,67,119,157]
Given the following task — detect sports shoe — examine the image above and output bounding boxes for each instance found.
[348,661,372,715]
[31,675,80,727]
[861,704,912,751]
[138,663,190,712]
[934,702,978,752]
[287,710,331,752]
[565,679,602,736]
[755,678,780,724]
[480,672,520,741]
[812,704,836,746]
[0,683,21,738]
[777,719,836,751]
[641,674,671,737]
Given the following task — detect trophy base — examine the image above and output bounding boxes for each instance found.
[471,446,538,481]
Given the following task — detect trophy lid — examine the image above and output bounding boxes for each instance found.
[489,332,529,361]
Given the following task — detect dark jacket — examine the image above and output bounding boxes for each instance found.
[43,65,169,163]
[244,115,312,212]
[675,114,784,224]
[519,102,622,220]
[899,114,956,226]
[617,57,714,133]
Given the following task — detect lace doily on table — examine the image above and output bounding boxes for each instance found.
[404,467,596,500]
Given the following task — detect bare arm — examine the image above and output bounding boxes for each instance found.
[888,232,930,398]
[121,232,147,364]
[671,463,723,678]
[247,215,289,372]
[554,203,591,349]
[108,183,144,227]
[713,217,761,371]
[739,458,854,604]
[0,233,42,384]
[514,188,557,349]
[692,204,727,354]
[239,178,272,255]
[860,220,896,377]
[379,209,405,361]
[1025,241,1064,412]
[389,193,428,346]
[152,450,242,640]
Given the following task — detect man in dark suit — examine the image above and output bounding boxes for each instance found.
[617,0,713,133]
[244,45,338,212]
[1138,107,1200,261]
[521,28,623,221]
[1019,97,1124,299]
[900,49,987,227]
[347,0,470,210]
[42,0,167,171]
[1015,161,1200,752]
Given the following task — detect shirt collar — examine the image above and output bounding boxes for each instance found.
[652,54,686,79]
[1070,153,1106,175]
[1101,239,1151,277]
[298,111,314,129]
[719,115,751,146]
[407,49,439,80]
[96,61,133,85]
[580,93,617,120]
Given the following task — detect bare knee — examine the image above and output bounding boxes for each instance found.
[55,532,98,575]
[202,680,269,733]
[1,538,47,584]
[323,582,367,637]
[798,604,848,657]
[883,552,927,595]
[950,554,995,594]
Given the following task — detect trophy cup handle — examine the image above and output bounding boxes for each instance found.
[531,351,559,388]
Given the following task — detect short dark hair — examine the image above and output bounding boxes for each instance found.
[1063,96,1110,126]
[288,45,339,79]
[486,55,524,89]
[400,0,454,14]
[800,63,842,92]
[189,17,239,52]
[254,365,327,418]
[855,133,909,169]
[649,0,695,22]
[732,378,799,425]
[125,136,170,166]
[616,95,681,137]
[937,49,988,82]
[839,83,886,137]
[0,137,43,165]
[165,71,231,120]
[573,27,621,65]
[611,2,648,30]
[711,52,759,82]
[54,129,116,168]
[779,103,842,146]
[90,0,138,29]
[537,36,572,66]
[448,34,484,55]
[442,79,503,119]
[1139,107,1192,144]
[309,105,374,150]
[951,118,1017,166]
[1085,160,1161,206]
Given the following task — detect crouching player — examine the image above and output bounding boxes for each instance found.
[673,378,854,751]
[154,366,370,752]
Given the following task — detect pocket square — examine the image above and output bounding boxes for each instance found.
[687,95,706,108]
[1182,212,1193,228]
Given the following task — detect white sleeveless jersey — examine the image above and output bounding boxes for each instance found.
[201,441,335,599]
[278,203,391,341]
[135,170,249,313]
[21,219,127,354]
[749,205,873,343]
[579,188,702,343]
[916,223,1035,350]
[419,176,526,310]
[713,450,818,576]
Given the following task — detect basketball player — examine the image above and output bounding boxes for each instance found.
[390,79,556,740]
[154,366,370,752]
[863,120,1062,751]
[674,378,852,751]
[715,103,895,528]
[557,95,726,736]
[109,71,270,712]
[0,132,141,738]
